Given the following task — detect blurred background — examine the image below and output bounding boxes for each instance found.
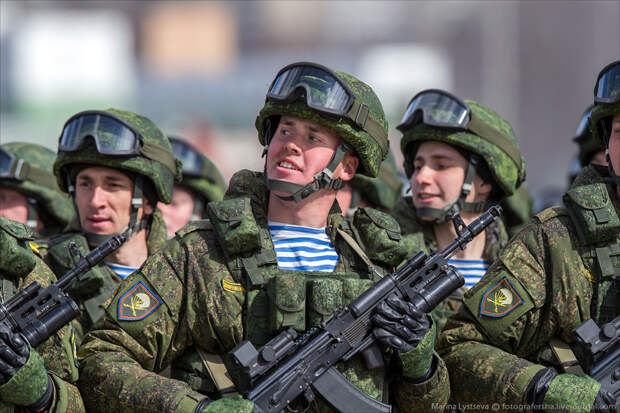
[1,0,618,209]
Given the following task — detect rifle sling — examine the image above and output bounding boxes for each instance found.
[196,347,238,397]
[336,228,382,276]
[549,338,585,376]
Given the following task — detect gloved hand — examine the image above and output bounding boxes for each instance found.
[194,395,255,413]
[527,367,618,413]
[372,294,436,379]
[0,324,53,409]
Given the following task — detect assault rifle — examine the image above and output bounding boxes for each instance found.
[572,315,620,398]
[0,233,126,347]
[224,206,502,413]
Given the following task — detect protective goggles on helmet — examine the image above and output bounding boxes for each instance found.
[594,61,620,103]
[59,111,143,155]
[170,138,219,180]
[397,89,470,132]
[58,110,178,175]
[266,62,388,147]
[0,147,57,188]
[575,106,593,137]
[397,89,522,169]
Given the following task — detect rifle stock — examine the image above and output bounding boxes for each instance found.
[224,206,503,412]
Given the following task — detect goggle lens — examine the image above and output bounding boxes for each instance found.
[595,62,620,103]
[398,90,470,131]
[0,148,15,177]
[575,107,593,136]
[59,113,139,155]
[171,139,204,177]
[269,65,351,114]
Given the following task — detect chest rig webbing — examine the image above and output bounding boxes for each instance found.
[189,196,406,406]
[205,196,406,344]
[563,183,620,325]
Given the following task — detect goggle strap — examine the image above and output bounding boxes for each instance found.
[467,113,521,168]
[0,155,58,190]
[141,140,179,177]
[346,100,388,155]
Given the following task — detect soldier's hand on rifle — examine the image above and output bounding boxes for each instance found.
[372,294,437,380]
[372,294,429,352]
[0,324,53,410]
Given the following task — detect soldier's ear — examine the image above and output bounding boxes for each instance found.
[143,196,154,215]
[338,153,359,182]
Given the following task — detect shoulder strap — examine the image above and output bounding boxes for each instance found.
[336,227,383,279]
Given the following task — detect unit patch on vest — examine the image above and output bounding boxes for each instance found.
[480,276,524,317]
[118,281,161,321]
[222,279,245,293]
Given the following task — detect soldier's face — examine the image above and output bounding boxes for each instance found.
[410,141,490,221]
[266,115,358,195]
[75,166,153,234]
[609,114,620,183]
[158,185,195,238]
[0,187,29,224]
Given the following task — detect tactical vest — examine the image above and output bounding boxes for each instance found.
[171,196,407,408]
[563,183,620,325]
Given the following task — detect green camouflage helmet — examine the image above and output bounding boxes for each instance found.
[1,142,75,231]
[169,136,227,203]
[399,99,526,198]
[350,150,403,211]
[589,101,620,148]
[255,69,389,178]
[573,105,604,167]
[54,108,182,204]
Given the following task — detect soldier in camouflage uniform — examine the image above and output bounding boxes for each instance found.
[0,216,84,412]
[36,109,181,341]
[336,149,403,217]
[391,89,527,334]
[436,60,620,412]
[77,62,450,412]
[570,104,609,188]
[0,143,75,238]
[159,136,227,238]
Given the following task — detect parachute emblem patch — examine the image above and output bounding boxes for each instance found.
[480,276,523,317]
[118,281,161,321]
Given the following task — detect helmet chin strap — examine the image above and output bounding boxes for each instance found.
[69,175,152,246]
[415,154,491,224]
[264,141,350,203]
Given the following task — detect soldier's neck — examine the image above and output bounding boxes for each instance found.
[433,212,487,260]
[267,191,336,228]
[105,229,149,268]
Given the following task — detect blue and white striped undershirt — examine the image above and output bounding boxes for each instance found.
[269,221,338,272]
[105,262,138,280]
[447,258,489,290]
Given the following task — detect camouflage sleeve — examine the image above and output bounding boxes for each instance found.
[19,258,86,412]
[77,236,209,413]
[436,212,592,411]
[393,353,451,413]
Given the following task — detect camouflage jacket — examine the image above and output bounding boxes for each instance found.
[36,208,168,342]
[77,170,451,413]
[392,196,510,334]
[0,217,84,413]
[436,182,619,412]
